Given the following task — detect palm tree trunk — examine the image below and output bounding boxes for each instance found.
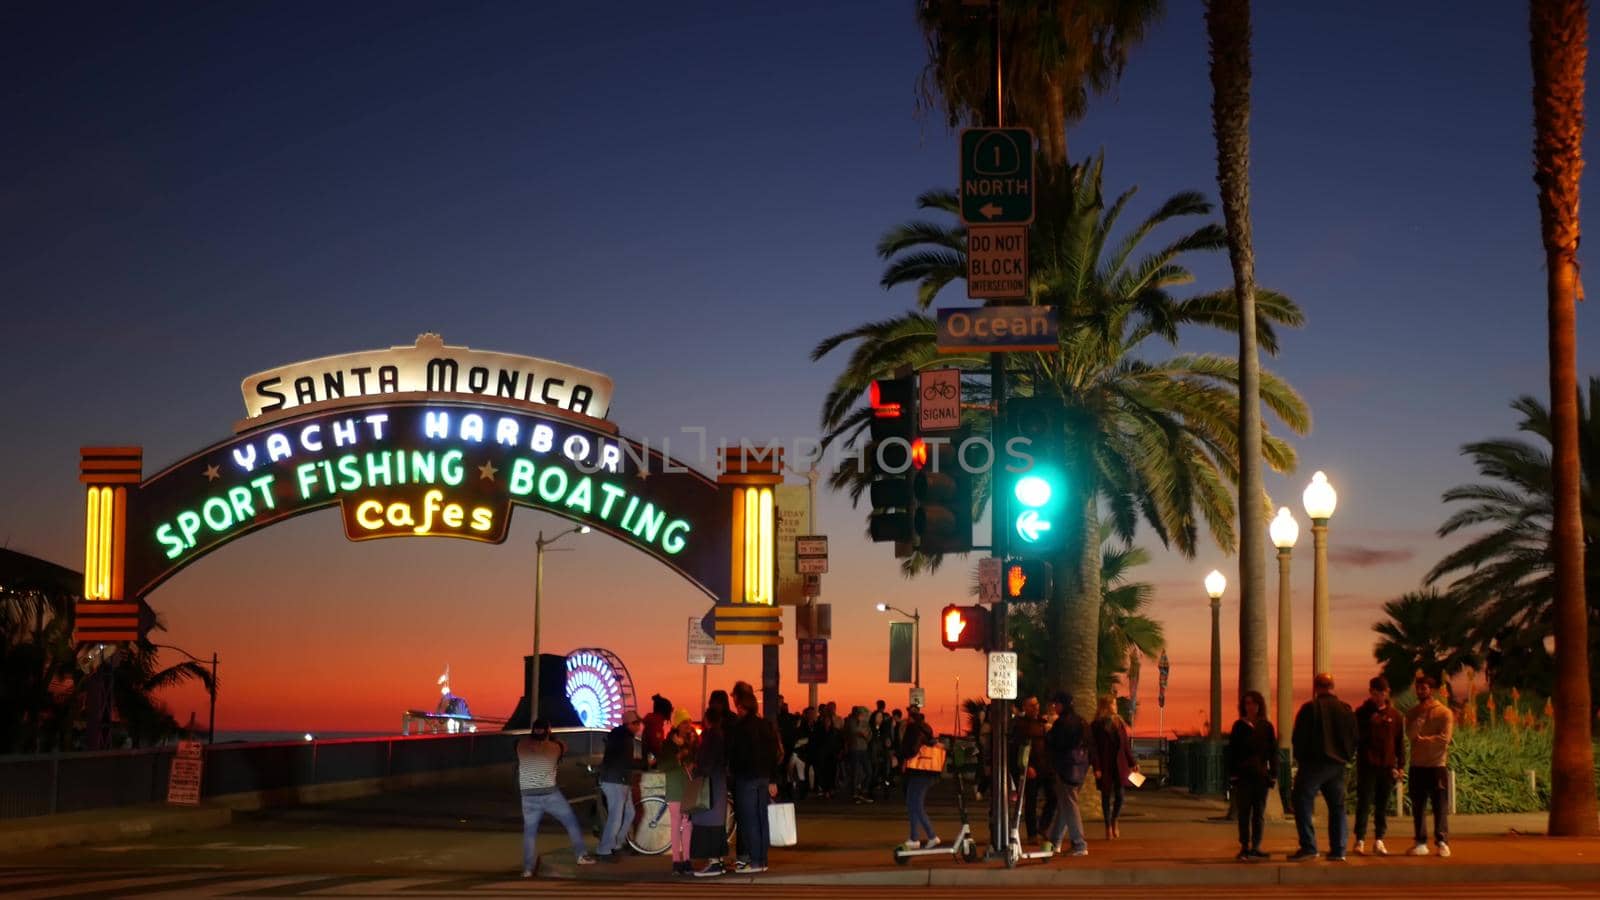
[1531,0,1599,838]
[1052,490,1102,715]
[1207,0,1270,706]
[1045,79,1068,167]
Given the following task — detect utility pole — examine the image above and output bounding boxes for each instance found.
[986,0,1011,857]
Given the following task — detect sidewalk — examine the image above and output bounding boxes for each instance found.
[3,774,1593,888]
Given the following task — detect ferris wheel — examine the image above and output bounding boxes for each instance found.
[563,648,637,729]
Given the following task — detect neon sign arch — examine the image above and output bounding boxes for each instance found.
[72,337,782,649]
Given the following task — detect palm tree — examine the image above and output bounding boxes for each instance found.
[1096,536,1164,695]
[815,156,1309,711]
[1371,590,1482,692]
[1204,0,1268,707]
[1426,384,1599,698]
[1530,0,1598,837]
[914,0,1164,165]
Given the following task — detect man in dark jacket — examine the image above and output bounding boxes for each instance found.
[1010,697,1056,841]
[1352,676,1406,856]
[1289,673,1359,861]
[1043,692,1088,856]
[596,711,644,861]
[726,682,783,874]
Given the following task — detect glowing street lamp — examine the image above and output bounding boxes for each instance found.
[531,524,590,721]
[1205,570,1226,740]
[1269,507,1299,749]
[1302,472,1338,676]
[876,602,921,688]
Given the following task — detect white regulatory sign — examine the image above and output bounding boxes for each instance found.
[986,651,1019,700]
[687,616,725,665]
[918,369,962,432]
[797,556,829,575]
[795,535,828,557]
[977,558,1001,604]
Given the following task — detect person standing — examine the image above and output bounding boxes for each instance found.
[690,705,730,877]
[727,682,782,874]
[515,719,597,877]
[869,700,892,800]
[1090,695,1137,841]
[596,711,644,862]
[1225,691,1277,861]
[898,706,939,850]
[1010,698,1056,842]
[1353,676,1406,856]
[643,694,672,764]
[1405,675,1455,859]
[659,710,698,875]
[1288,673,1359,862]
[1044,692,1089,857]
[813,704,841,799]
[847,706,874,803]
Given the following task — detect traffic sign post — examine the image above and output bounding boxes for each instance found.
[797,638,828,684]
[918,369,962,432]
[977,557,1001,604]
[960,127,1035,225]
[986,651,1018,700]
[967,225,1028,300]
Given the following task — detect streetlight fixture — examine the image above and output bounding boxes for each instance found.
[1205,570,1226,741]
[1269,507,1299,750]
[531,524,590,722]
[875,602,921,689]
[1302,471,1338,676]
[152,643,218,744]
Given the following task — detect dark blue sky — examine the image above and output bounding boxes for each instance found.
[2,1,1588,730]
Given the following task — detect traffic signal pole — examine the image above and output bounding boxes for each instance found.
[986,0,1010,856]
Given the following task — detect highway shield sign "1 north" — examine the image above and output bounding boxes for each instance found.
[960,127,1035,225]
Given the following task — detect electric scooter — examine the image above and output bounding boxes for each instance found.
[892,769,980,865]
[1003,746,1058,867]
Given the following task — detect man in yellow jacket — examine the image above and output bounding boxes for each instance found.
[1405,675,1455,858]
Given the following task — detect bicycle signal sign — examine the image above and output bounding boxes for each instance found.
[918,369,961,432]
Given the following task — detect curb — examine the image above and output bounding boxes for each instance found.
[760,860,1600,887]
[0,805,232,854]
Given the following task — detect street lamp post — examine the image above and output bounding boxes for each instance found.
[531,524,589,723]
[1270,507,1299,750]
[152,643,218,744]
[1302,471,1338,677]
[1205,570,1227,741]
[875,603,921,689]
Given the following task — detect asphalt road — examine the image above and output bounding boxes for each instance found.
[2,867,1600,899]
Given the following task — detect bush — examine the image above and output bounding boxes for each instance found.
[1447,725,1551,814]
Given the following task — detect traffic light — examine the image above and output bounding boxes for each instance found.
[866,377,918,543]
[940,604,989,651]
[913,432,973,555]
[1001,397,1069,558]
[1003,559,1052,602]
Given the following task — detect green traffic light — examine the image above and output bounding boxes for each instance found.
[1014,474,1052,508]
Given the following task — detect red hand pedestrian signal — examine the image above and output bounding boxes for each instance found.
[943,608,967,643]
[940,604,988,650]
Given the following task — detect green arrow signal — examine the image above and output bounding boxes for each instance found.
[1015,510,1052,543]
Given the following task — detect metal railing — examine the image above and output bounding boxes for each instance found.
[0,728,605,820]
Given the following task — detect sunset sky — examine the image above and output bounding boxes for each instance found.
[3,1,1588,738]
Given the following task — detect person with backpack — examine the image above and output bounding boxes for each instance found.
[1289,672,1359,862]
[1043,692,1089,857]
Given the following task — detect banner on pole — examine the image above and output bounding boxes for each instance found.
[888,621,914,684]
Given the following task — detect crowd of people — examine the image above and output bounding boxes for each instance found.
[1228,672,1457,862]
[511,670,1456,877]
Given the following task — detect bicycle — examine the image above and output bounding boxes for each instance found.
[587,766,673,855]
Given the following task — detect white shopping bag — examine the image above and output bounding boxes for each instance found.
[768,801,798,847]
